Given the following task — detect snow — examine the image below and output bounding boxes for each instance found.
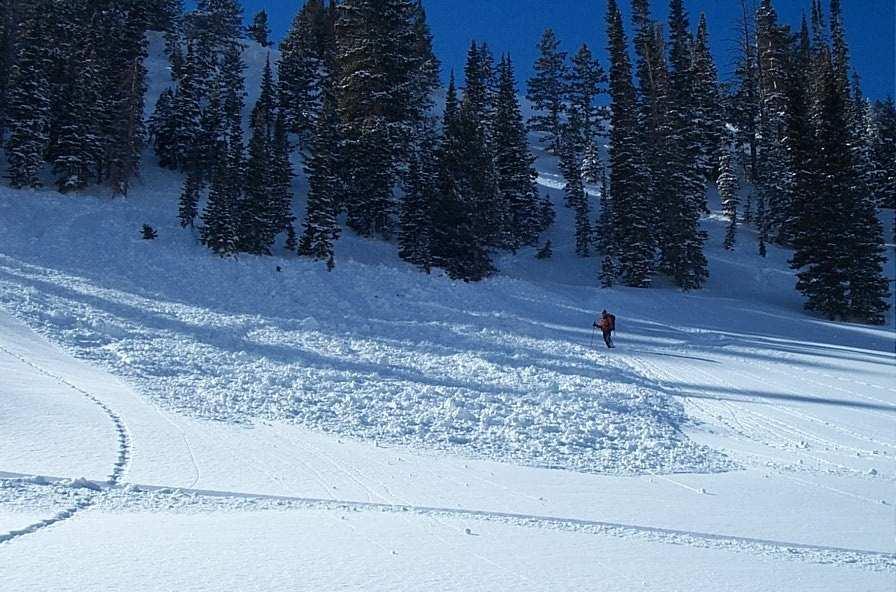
[0,169,727,476]
[1,33,894,591]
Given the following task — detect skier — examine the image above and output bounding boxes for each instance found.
[594,309,616,349]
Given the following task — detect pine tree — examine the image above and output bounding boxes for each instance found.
[461,42,492,128]
[526,28,567,153]
[566,44,607,152]
[600,255,616,288]
[200,160,239,255]
[755,0,794,243]
[399,120,438,271]
[630,0,669,255]
[718,143,740,251]
[247,9,271,47]
[278,0,329,147]
[660,0,708,290]
[193,0,243,48]
[4,0,50,189]
[53,43,102,193]
[782,15,815,251]
[846,188,890,324]
[493,54,541,250]
[430,74,494,281]
[789,3,890,323]
[560,129,591,258]
[270,110,295,244]
[148,88,177,167]
[0,0,17,142]
[595,167,613,256]
[605,0,653,288]
[756,194,768,257]
[409,0,440,118]
[581,141,603,185]
[871,98,896,211]
[300,78,342,264]
[105,2,149,196]
[179,170,203,228]
[458,44,501,249]
[200,41,246,254]
[691,14,724,183]
[240,55,280,254]
[336,0,419,239]
[791,50,849,319]
[730,0,760,205]
[147,0,183,33]
[168,42,204,171]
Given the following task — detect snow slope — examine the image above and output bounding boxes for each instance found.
[1,33,894,591]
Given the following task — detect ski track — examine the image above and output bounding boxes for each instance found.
[0,345,132,544]
[618,343,892,511]
[1,474,891,572]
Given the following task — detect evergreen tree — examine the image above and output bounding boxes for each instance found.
[300,78,342,264]
[595,167,613,256]
[200,159,239,255]
[660,0,708,290]
[147,0,183,33]
[193,0,243,49]
[789,3,890,323]
[461,42,493,128]
[458,44,501,248]
[240,55,280,254]
[605,0,653,288]
[630,0,669,253]
[399,120,438,271]
[781,15,815,252]
[104,2,149,196]
[430,74,494,281]
[408,0,440,118]
[4,0,50,189]
[718,143,740,251]
[526,28,567,153]
[0,0,17,142]
[755,0,794,243]
[871,98,896,210]
[581,141,603,185]
[493,54,541,250]
[167,42,204,171]
[270,110,295,244]
[691,13,724,183]
[148,88,177,167]
[335,0,419,239]
[53,43,102,193]
[178,170,203,228]
[731,0,760,185]
[247,9,271,47]
[790,50,850,319]
[278,0,329,147]
[566,43,607,151]
[756,193,768,257]
[559,130,591,257]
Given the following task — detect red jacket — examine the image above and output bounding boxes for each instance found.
[598,314,616,332]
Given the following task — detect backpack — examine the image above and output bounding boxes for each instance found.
[606,314,616,331]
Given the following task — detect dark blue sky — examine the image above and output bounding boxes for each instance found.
[220,0,895,98]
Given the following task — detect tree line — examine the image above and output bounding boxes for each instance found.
[0,0,892,322]
[525,0,891,323]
